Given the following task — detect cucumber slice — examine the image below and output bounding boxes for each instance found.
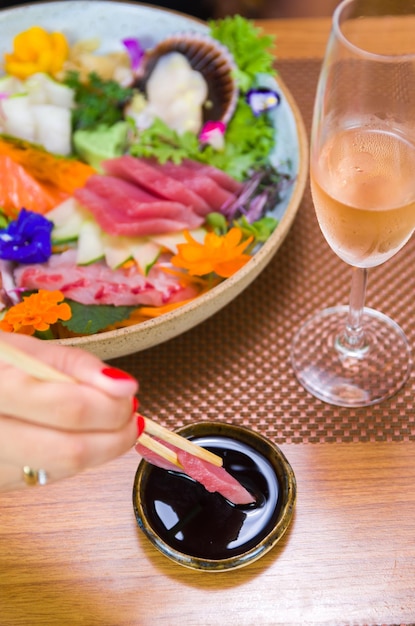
[103,234,161,273]
[131,240,161,275]
[151,227,207,253]
[76,220,105,265]
[47,198,89,244]
[103,234,136,269]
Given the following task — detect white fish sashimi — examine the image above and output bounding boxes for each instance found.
[14,249,198,307]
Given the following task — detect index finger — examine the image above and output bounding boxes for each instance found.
[0,332,138,398]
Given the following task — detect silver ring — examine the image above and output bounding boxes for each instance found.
[22,466,48,486]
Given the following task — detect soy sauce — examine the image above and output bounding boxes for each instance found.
[141,435,282,560]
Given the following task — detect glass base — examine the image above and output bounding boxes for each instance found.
[291,306,412,407]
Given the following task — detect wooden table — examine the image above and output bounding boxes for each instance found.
[2,17,415,626]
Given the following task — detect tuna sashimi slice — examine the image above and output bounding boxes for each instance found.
[177,450,255,505]
[182,159,244,194]
[103,156,211,216]
[84,174,205,225]
[135,441,179,473]
[75,186,203,236]
[86,174,160,203]
[135,439,254,505]
[154,161,236,212]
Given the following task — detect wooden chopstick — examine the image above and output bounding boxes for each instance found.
[141,416,222,466]
[0,337,222,468]
[137,432,181,468]
[0,338,76,383]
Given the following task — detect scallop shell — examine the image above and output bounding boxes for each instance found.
[135,32,239,126]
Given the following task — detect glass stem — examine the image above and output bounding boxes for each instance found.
[343,266,368,351]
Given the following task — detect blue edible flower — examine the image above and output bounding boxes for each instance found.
[0,209,53,264]
[246,88,281,116]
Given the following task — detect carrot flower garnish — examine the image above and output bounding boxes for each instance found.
[4,26,69,79]
[0,290,72,336]
[172,228,253,278]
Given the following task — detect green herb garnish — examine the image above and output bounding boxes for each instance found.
[63,71,134,131]
[236,215,279,244]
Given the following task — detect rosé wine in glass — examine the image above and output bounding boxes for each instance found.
[311,127,415,268]
[291,0,415,407]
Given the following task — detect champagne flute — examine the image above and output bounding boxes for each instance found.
[291,0,415,407]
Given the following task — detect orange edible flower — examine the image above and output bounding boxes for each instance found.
[4,26,69,79]
[172,228,253,278]
[0,290,72,336]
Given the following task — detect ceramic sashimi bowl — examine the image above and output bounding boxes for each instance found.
[0,1,308,359]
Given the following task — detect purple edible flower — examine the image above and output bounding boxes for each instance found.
[0,209,53,264]
[246,88,281,116]
[122,38,145,71]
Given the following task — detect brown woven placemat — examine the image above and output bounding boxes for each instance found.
[112,59,415,444]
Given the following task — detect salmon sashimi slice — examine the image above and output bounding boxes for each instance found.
[103,155,211,216]
[0,137,95,195]
[0,155,67,217]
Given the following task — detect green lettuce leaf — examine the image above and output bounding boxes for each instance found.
[208,15,276,92]
[130,97,275,181]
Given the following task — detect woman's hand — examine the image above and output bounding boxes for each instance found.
[0,332,139,492]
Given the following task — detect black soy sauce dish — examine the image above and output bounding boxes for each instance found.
[132,421,297,572]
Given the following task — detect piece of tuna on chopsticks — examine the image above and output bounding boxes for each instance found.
[135,438,255,506]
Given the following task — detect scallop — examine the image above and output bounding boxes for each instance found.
[135,32,239,126]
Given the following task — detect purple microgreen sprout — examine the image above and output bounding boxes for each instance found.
[221,166,293,223]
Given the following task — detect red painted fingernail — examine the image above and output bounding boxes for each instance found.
[136,414,145,438]
[132,396,139,413]
[102,366,136,382]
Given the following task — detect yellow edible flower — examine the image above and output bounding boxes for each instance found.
[4,26,69,79]
[172,228,253,278]
[0,290,72,336]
